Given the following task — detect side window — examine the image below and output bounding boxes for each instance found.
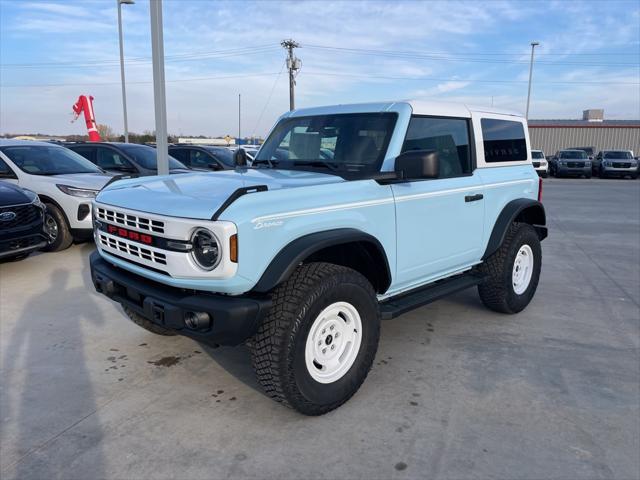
[481,118,527,163]
[190,150,213,168]
[96,147,133,170]
[401,116,472,178]
[71,147,96,163]
[0,158,17,178]
[170,149,189,164]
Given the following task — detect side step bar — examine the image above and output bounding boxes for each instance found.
[379,272,485,320]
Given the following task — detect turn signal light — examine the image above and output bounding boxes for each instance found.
[230,234,238,263]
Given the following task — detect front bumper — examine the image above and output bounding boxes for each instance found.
[556,165,591,176]
[90,251,271,346]
[601,166,637,177]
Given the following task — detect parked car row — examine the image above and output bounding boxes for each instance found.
[0,139,263,260]
[532,148,638,179]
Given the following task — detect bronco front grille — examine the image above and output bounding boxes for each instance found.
[99,233,167,266]
[0,204,41,230]
[96,207,165,234]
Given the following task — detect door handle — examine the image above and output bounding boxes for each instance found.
[465,193,483,202]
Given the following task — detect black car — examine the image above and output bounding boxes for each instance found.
[0,181,49,260]
[168,145,235,170]
[66,142,192,176]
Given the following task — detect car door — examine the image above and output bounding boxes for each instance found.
[190,149,221,170]
[391,115,485,291]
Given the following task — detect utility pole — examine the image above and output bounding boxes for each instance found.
[149,0,169,175]
[525,41,539,120]
[117,0,134,143]
[281,39,300,111]
[238,93,241,142]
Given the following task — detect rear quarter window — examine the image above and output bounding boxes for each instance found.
[481,119,527,163]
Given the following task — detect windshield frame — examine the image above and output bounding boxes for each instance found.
[254,112,399,179]
[0,145,104,175]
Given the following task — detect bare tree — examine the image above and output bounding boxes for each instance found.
[97,124,116,140]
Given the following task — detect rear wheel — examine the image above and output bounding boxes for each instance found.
[250,262,380,415]
[478,222,541,314]
[42,203,73,252]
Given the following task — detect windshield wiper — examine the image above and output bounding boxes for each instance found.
[252,158,277,168]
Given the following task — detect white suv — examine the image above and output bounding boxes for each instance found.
[0,140,112,251]
[531,150,548,177]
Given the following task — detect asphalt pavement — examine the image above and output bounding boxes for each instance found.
[1,178,638,480]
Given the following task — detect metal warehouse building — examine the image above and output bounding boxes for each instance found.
[528,110,640,156]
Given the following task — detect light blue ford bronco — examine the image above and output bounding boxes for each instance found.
[90,101,547,415]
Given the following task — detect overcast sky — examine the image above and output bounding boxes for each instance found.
[1,0,638,137]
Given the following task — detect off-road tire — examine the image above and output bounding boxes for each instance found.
[123,305,177,336]
[478,222,541,314]
[250,262,380,416]
[42,203,73,252]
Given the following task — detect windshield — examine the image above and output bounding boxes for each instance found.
[0,145,102,175]
[531,151,545,159]
[604,151,632,159]
[203,147,235,167]
[254,113,397,177]
[119,145,187,170]
[559,151,587,159]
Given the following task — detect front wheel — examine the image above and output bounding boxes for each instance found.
[250,263,380,415]
[42,203,73,252]
[478,222,542,314]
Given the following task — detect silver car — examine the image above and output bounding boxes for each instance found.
[0,140,112,251]
[596,150,638,179]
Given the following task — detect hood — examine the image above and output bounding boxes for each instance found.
[36,172,113,190]
[0,180,32,206]
[97,168,344,219]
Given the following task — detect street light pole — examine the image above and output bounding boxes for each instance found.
[117,0,134,143]
[149,0,169,175]
[525,41,539,120]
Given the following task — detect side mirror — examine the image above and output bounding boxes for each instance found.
[394,150,439,179]
[208,163,222,171]
[234,148,247,167]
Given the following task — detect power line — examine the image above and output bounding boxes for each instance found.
[0,72,282,88]
[0,45,280,69]
[251,61,286,137]
[302,71,640,86]
[303,44,640,67]
[2,70,636,89]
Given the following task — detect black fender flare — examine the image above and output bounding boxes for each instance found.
[483,199,547,260]
[252,228,392,293]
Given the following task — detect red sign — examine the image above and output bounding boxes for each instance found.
[107,224,153,245]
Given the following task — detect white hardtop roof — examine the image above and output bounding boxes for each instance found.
[286,100,522,119]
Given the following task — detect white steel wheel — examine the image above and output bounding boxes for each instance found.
[304,301,363,384]
[512,244,534,295]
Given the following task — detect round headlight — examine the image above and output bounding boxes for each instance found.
[190,228,221,270]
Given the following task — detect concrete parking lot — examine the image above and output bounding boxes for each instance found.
[1,178,639,480]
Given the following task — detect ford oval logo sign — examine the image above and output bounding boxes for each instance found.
[0,211,16,222]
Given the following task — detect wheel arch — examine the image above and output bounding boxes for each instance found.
[252,228,392,294]
[483,199,547,260]
[39,195,71,227]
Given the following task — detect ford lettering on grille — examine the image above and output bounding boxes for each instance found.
[106,224,154,245]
